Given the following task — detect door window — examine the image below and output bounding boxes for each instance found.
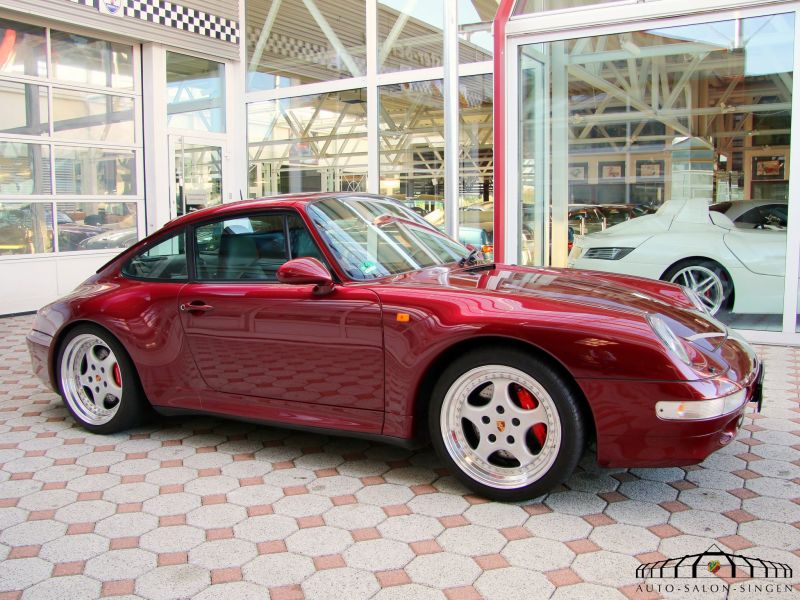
[122,232,186,280]
[195,214,289,281]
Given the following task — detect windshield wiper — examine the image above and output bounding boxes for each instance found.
[459,247,480,267]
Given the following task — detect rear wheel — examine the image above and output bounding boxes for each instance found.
[57,324,149,434]
[429,348,586,501]
[663,259,733,316]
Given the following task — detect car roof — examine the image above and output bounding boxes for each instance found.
[165,192,391,229]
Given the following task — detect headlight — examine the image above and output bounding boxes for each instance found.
[683,286,710,314]
[647,313,690,365]
[581,247,634,260]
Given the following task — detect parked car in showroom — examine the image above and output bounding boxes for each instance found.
[28,193,762,501]
[711,199,788,230]
[569,198,788,316]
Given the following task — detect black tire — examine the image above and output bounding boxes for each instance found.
[428,347,586,502]
[662,258,734,317]
[56,324,150,434]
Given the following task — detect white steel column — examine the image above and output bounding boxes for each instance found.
[781,6,800,333]
[367,0,379,194]
[141,44,171,232]
[443,0,459,239]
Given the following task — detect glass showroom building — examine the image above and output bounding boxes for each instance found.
[0,0,799,343]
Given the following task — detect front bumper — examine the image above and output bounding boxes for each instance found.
[26,330,54,391]
[579,340,763,468]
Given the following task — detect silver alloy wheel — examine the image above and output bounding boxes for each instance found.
[440,365,562,489]
[60,334,123,426]
[669,265,725,315]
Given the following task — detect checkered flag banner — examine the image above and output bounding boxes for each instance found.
[66,0,239,44]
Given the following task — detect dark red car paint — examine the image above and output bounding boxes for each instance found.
[27,194,761,467]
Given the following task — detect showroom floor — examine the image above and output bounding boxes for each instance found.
[0,314,798,600]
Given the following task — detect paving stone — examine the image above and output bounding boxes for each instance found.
[475,566,555,600]
[747,458,800,480]
[55,499,116,524]
[0,519,67,546]
[464,502,528,528]
[372,584,447,600]
[21,574,101,600]
[618,480,678,503]
[571,550,640,586]
[184,475,239,496]
[503,536,575,571]
[550,583,627,600]
[406,492,470,517]
[189,538,258,570]
[604,500,670,527]
[325,503,388,530]
[307,475,364,497]
[544,491,607,516]
[0,557,52,591]
[144,466,199,486]
[590,523,660,554]
[226,484,284,507]
[738,519,800,550]
[40,532,109,561]
[744,476,800,499]
[525,512,593,541]
[378,514,444,542]
[356,483,416,507]
[142,493,202,517]
[234,514,299,543]
[286,525,353,556]
[95,512,159,538]
[135,564,210,600]
[344,538,414,571]
[669,509,738,537]
[186,503,248,529]
[678,488,741,512]
[437,524,507,556]
[140,525,206,553]
[302,567,379,600]
[84,548,158,581]
[406,552,481,587]
[17,488,77,511]
[193,581,266,600]
[274,493,333,517]
[103,482,160,503]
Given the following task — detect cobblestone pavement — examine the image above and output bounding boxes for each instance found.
[0,314,799,600]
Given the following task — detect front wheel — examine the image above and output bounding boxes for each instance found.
[57,324,149,434]
[429,348,586,502]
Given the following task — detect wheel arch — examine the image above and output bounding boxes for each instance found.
[659,255,733,281]
[50,319,144,399]
[412,335,596,446]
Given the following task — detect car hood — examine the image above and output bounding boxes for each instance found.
[378,263,704,321]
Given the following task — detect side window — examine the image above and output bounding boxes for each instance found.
[122,232,187,280]
[195,214,288,281]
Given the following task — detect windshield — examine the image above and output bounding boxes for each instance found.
[307,196,470,280]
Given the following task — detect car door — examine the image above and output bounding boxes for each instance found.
[723,229,787,277]
[177,209,385,419]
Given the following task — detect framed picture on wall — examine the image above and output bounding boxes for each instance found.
[599,161,625,179]
[636,160,664,178]
[568,162,588,180]
[752,156,785,180]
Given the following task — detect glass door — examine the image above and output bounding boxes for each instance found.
[518,46,549,265]
[170,135,225,219]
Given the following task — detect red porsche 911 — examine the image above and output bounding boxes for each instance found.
[27,193,763,501]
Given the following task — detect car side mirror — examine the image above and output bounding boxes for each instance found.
[277,258,335,295]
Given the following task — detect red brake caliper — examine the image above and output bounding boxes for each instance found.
[514,385,547,448]
[112,363,122,388]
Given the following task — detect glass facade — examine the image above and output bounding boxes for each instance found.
[502,3,800,338]
[0,18,142,257]
[246,0,367,90]
[167,52,225,133]
[248,90,369,196]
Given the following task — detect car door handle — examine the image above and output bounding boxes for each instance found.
[180,301,214,313]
